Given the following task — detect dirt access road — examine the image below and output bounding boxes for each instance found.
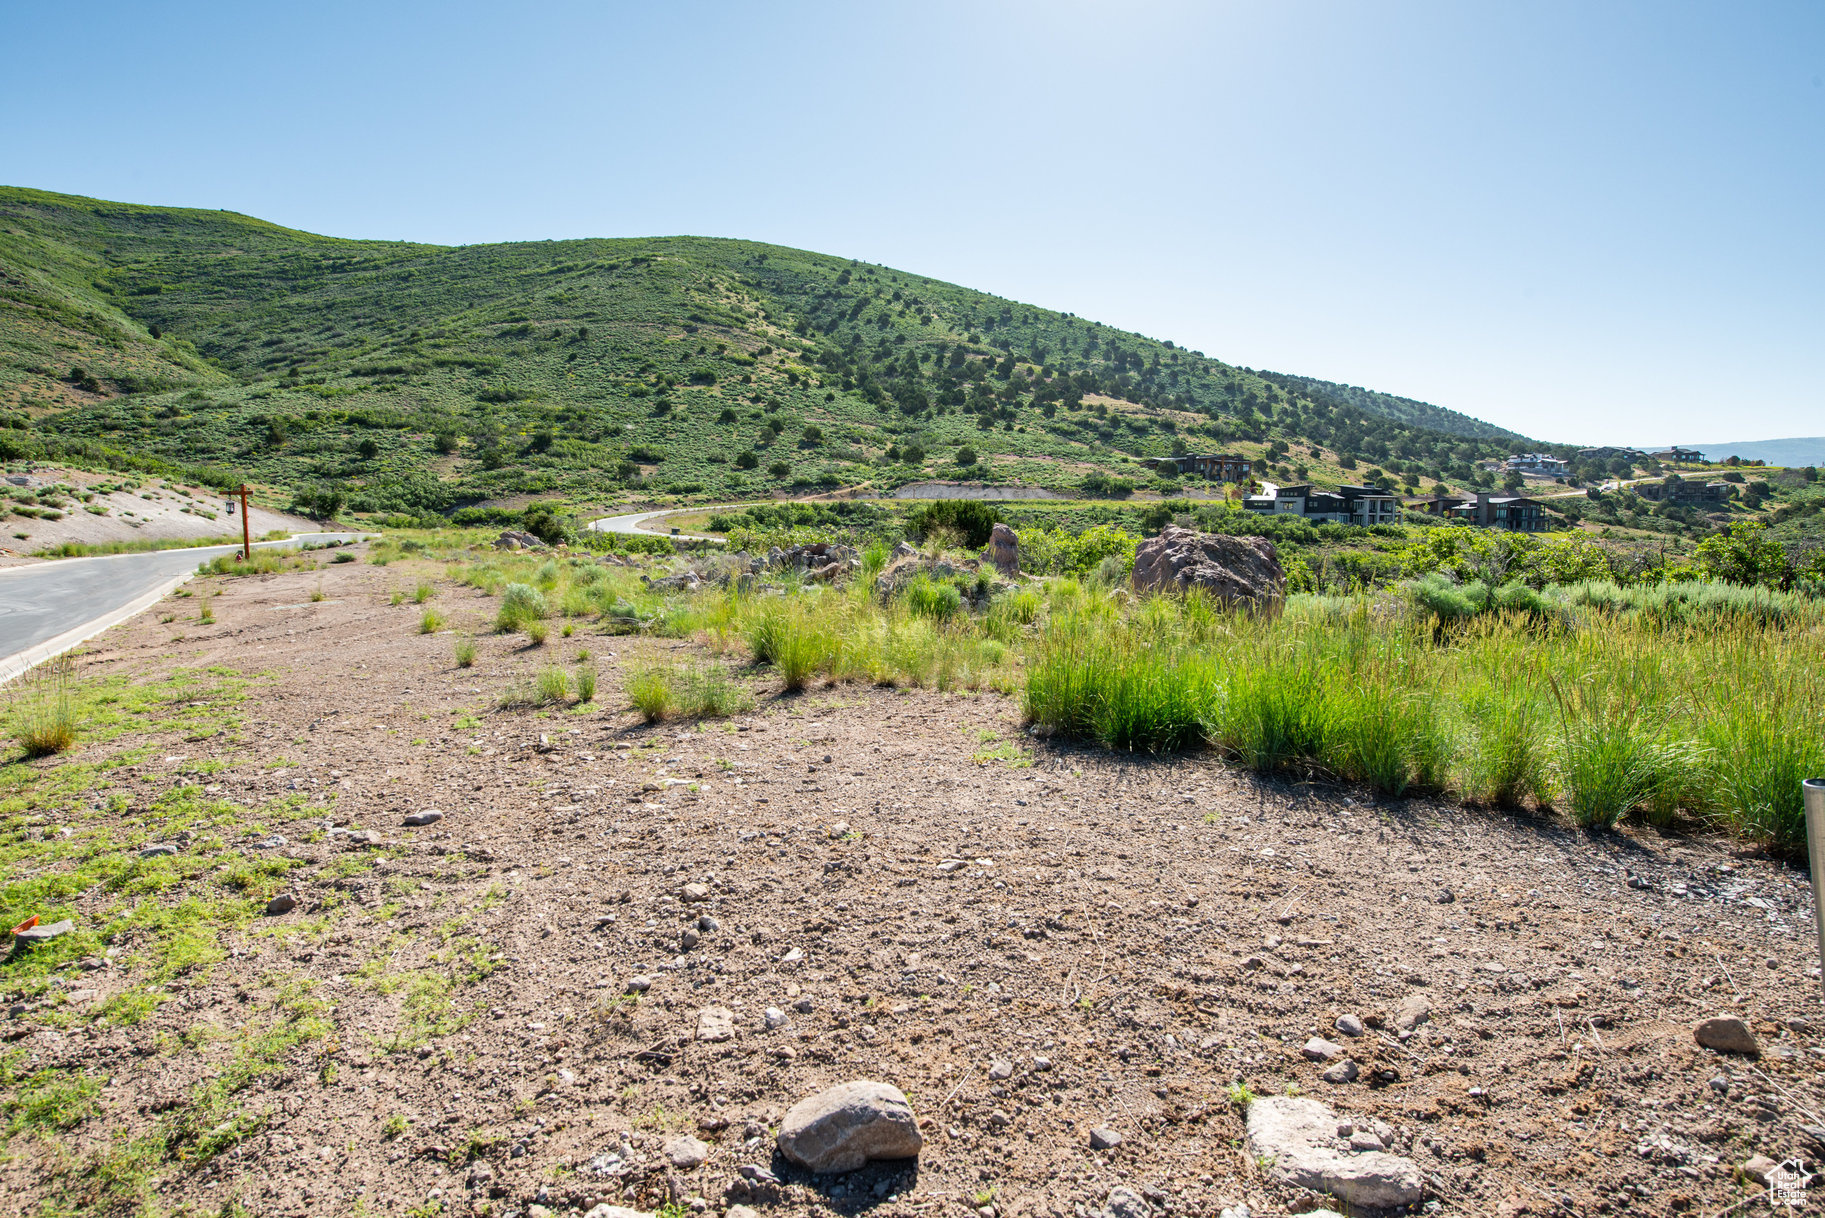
[4,549,1821,1218]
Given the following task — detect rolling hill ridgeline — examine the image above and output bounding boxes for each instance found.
[1,185,1543,515]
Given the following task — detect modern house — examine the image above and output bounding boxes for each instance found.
[1141,453,1253,482]
[1407,491,1557,532]
[1635,478,1736,505]
[1576,445,1645,464]
[1649,447,1704,465]
[1242,482,1401,526]
[1503,453,1570,477]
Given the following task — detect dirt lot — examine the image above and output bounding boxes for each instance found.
[2,549,1822,1218]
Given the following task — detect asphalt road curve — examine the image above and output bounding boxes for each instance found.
[0,532,367,682]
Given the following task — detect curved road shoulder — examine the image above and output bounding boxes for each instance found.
[0,532,370,685]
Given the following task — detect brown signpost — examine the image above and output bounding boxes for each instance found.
[239,483,251,561]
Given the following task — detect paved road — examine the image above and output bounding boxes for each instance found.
[587,506,747,542]
[0,533,367,682]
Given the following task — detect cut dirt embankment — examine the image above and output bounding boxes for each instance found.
[1,553,1819,1217]
[0,466,321,562]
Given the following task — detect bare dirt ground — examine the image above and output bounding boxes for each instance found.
[3,550,1822,1218]
[0,465,316,561]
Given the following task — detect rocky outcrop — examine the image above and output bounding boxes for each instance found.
[776,1080,923,1173]
[1246,1097,1423,1209]
[494,530,547,551]
[1130,527,1283,612]
[985,522,1019,576]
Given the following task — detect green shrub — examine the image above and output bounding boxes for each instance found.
[496,583,548,633]
[574,665,597,704]
[908,500,1002,549]
[453,638,477,668]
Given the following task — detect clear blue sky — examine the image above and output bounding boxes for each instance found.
[4,1,1820,446]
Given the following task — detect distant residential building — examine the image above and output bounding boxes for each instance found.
[1649,447,1703,464]
[1576,446,1645,463]
[1635,477,1735,505]
[1241,482,1400,526]
[1407,491,1556,532]
[1142,453,1253,482]
[1503,453,1570,477]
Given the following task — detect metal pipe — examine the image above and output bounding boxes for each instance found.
[1806,778,1825,1006]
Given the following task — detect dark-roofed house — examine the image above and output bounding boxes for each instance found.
[1406,491,1556,531]
[1241,482,1400,525]
[1141,453,1253,482]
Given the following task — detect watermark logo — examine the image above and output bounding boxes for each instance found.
[1768,1158,1812,1209]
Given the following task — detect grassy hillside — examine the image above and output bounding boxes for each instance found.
[0,185,1551,515]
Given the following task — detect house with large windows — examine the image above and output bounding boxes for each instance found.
[1241,482,1400,526]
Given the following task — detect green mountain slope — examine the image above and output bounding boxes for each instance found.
[0,185,1546,513]
[1254,371,1530,445]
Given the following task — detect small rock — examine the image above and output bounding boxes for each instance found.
[984,1108,1011,1129]
[1246,1096,1423,1208]
[626,975,653,993]
[776,1080,922,1173]
[696,1007,735,1042]
[138,844,178,858]
[264,893,298,916]
[1031,1055,1054,1071]
[1709,1075,1731,1095]
[1334,1013,1365,1038]
[1104,1186,1152,1218]
[1393,994,1431,1034]
[1349,1131,1384,1152]
[1321,1060,1360,1084]
[828,821,850,838]
[403,810,443,827]
[680,928,701,951]
[1088,1126,1123,1150]
[11,920,73,946]
[763,1007,787,1030]
[1743,1155,1780,1185]
[1437,889,1455,904]
[467,1160,494,1186]
[664,1135,710,1170]
[1302,1037,1344,1062]
[697,915,719,933]
[987,1058,1014,1080]
[681,883,710,902]
[792,997,813,1014]
[1695,1016,1761,1056]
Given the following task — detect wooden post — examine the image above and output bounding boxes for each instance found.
[239,483,252,561]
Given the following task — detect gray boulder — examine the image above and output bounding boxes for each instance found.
[776,1080,922,1173]
[986,522,1019,576]
[1130,527,1284,613]
[1245,1096,1423,1209]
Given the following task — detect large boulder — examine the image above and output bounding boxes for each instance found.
[985,523,1019,576]
[776,1080,922,1173]
[1130,527,1283,612]
[1245,1096,1423,1209]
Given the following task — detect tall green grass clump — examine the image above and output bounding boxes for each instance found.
[10,657,78,757]
[419,609,446,634]
[903,577,963,621]
[574,664,598,704]
[627,666,675,722]
[746,599,836,690]
[495,583,548,633]
[536,667,570,705]
[453,638,477,668]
